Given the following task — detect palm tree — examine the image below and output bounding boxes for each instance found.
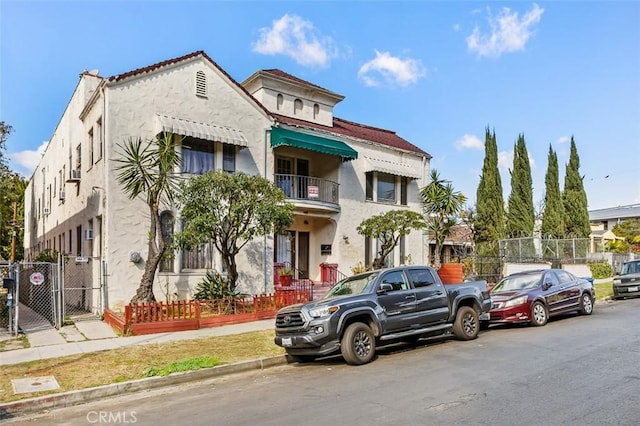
[420,169,467,270]
[114,131,182,303]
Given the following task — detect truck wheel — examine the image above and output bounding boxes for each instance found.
[579,293,594,315]
[341,322,375,365]
[453,306,479,340]
[530,301,548,326]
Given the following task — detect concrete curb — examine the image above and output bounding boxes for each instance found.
[0,355,288,420]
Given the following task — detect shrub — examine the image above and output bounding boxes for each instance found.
[588,262,614,279]
[193,271,238,300]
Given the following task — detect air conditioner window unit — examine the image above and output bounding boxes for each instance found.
[85,229,94,240]
[70,169,81,180]
[59,191,65,200]
[43,208,50,215]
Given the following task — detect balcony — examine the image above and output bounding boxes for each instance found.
[274,174,340,213]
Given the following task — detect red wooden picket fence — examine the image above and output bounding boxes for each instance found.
[103,290,311,336]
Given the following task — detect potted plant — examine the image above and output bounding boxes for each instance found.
[278,266,294,286]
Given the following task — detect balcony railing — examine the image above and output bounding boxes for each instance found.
[274,174,339,205]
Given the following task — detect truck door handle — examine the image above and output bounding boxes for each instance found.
[435,291,443,296]
[405,295,416,300]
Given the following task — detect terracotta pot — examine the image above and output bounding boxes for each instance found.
[438,263,464,284]
[279,274,292,286]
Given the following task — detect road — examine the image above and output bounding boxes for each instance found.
[8,298,640,426]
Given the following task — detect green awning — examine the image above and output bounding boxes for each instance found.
[270,127,358,161]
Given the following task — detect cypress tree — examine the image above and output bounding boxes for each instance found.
[474,127,505,254]
[541,145,564,238]
[506,134,534,238]
[563,137,591,238]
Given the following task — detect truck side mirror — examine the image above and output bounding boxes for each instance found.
[377,283,393,294]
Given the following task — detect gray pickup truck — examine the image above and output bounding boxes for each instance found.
[613,259,640,299]
[274,265,492,365]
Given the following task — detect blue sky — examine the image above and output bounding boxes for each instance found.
[1,1,638,211]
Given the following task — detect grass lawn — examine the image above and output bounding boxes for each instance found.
[0,329,284,403]
[594,281,614,300]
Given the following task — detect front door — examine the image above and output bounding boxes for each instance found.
[297,232,309,279]
[276,157,293,198]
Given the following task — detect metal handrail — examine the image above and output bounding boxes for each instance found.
[274,174,339,205]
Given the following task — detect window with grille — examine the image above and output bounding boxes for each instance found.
[195,71,207,98]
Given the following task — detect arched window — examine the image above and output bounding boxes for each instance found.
[294,98,303,115]
[159,211,174,272]
[277,94,284,111]
[313,103,320,119]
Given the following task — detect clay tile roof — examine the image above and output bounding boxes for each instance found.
[273,113,430,157]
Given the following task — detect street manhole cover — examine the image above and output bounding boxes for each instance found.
[11,376,60,394]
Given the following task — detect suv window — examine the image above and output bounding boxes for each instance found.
[407,269,437,288]
[380,271,409,291]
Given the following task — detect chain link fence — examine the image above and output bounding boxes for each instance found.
[62,258,102,318]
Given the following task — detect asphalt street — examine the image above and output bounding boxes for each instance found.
[8,298,640,426]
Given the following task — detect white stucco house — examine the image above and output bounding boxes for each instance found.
[23,51,432,312]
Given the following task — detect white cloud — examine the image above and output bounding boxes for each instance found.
[466,3,544,58]
[252,14,337,68]
[498,150,513,172]
[497,149,536,173]
[454,134,483,150]
[9,141,48,177]
[358,50,426,87]
[557,136,570,144]
[452,24,461,32]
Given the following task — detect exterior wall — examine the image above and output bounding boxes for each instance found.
[102,58,273,309]
[24,53,431,314]
[334,142,428,274]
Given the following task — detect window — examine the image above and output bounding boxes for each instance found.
[294,98,303,115]
[68,230,72,253]
[277,94,284,111]
[380,271,409,291]
[313,103,320,119]
[76,225,82,256]
[88,219,94,257]
[399,235,406,264]
[376,237,394,268]
[222,144,236,173]
[75,144,82,171]
[182,136,214,174]
[181,241,213,270]
[160,211,174,272]
[377,173,396,203]
[365,172,408,205]
[364,236,371,268]
[195,70,207,97]
[365,172,373,201]
[407,269,436,288]
[96,117,103,161]
[88,128,94,166]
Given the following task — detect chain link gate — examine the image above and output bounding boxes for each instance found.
[62,257,103,319]
[15,261,62,333]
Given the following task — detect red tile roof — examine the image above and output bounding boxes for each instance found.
[104,51,429,156]
[273,113,429,157]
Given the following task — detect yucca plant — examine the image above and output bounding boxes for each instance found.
[193,271,238,301]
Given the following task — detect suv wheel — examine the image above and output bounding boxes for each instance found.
[341,322,375,365]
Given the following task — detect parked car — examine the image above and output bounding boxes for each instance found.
[274,265,491,365]
[613,260,640,299]
[483,269,595,327]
